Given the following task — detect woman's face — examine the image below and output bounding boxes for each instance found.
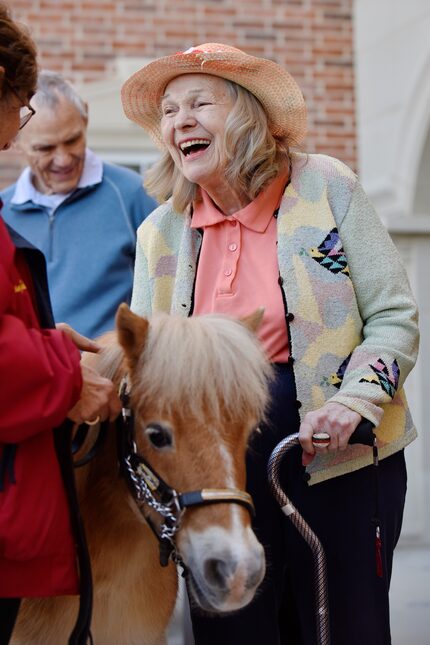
[0,92,21,151]
[160,74,235,197]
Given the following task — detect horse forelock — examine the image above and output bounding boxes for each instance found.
[131,313,273,427]
[96,341,125,383]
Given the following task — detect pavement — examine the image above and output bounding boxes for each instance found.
[390,545,430,645]
[167,545,430,644]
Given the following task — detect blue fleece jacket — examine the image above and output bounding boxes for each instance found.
[1,161,157,338]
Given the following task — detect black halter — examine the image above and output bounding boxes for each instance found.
[116,375,255,569]
[74,375,255,570]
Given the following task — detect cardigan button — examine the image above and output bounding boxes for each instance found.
[286,312,295,322]
[278,276,284,286]
[288,356,295,365]
[295,400,302,409]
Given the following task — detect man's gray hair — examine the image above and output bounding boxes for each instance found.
[34,70,88,118]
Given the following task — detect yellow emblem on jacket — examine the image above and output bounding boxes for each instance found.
[14,279,27,293]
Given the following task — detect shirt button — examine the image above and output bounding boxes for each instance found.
[230,220,237,226]
[224,268,232,276]
[228,243,237,252]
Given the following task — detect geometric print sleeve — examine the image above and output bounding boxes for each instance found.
[328,180,419,425]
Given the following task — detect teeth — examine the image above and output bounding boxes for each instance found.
[179,139,210,151]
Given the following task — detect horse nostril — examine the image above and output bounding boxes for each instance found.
[204,557,236,590]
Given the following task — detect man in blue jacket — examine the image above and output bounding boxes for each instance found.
[1,70,157,339]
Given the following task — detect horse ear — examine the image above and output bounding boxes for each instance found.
[240,307,265,333]
[116,303,149,369]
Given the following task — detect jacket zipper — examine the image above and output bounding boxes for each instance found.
[48,209,57,262]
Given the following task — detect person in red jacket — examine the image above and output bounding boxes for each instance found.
[0,4,121,643]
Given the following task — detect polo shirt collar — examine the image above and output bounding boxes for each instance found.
[191,170,289,233]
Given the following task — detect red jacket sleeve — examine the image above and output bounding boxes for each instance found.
[0,318,82,443]
[0,221,82,443]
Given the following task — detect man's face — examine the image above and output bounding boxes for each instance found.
[18,95,88,194]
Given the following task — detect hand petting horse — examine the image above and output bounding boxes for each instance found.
[13,304,273,645]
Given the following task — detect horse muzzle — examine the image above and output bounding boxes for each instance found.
[179,526,265,612]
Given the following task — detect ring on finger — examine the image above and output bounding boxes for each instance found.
[84,415,100,426]
[312,432,330,448]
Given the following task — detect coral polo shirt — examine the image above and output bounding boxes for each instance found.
[191,172,290,363]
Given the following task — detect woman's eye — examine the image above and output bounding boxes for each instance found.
[162,106,175,116]
[145,424,173,449]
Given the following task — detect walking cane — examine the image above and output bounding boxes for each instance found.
[267,420,377,645]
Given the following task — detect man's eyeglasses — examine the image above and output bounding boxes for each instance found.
[5,80,36,130]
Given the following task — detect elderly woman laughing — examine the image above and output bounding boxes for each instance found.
[121,44,419,645]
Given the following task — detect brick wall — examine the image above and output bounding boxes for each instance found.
[1,0,356,187]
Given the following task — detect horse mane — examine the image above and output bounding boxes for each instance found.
[95,333,125,383]
[94,313,272,424]
[132,312,273,425]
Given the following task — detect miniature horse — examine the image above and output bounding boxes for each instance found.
[13,304,273,645]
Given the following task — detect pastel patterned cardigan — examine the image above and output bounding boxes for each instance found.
[131,153,419,484]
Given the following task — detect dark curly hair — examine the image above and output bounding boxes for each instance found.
[0,2,38,101]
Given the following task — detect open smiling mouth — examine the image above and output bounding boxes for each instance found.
[51,167,76,176]
[179,139,211,156]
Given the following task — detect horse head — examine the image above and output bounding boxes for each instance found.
[116,303,273,613]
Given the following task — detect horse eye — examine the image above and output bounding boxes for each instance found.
[145,424,173,450]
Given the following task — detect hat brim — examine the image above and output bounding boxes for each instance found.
[121,48,307,149]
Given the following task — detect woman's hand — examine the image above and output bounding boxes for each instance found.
[57,324,120,424]
[67,364,122,425]
[299,402,362,466]
[56,322,101,353]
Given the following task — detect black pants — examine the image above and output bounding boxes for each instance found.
[190,363,407,645]
[0,598,21,645]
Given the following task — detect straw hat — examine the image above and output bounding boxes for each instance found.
[121,43,307,149]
